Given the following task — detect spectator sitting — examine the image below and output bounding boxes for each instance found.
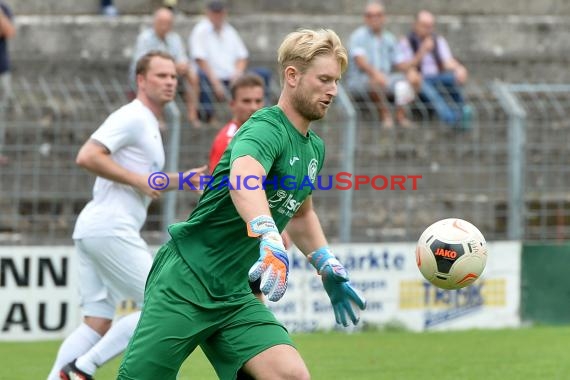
[397,10,472,128]
[129,7,200,127]
[345,0,420,129]
[189,0,272,123]
[0,0,15,165]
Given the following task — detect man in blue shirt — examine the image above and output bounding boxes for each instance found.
[345,1,420,128]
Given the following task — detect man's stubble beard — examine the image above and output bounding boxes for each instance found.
[291,80,327,122]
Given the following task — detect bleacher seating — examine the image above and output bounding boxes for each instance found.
[2,1,569,244]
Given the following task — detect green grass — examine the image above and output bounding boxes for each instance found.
[2,326,569,379]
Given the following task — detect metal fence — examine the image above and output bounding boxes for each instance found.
[0,74,567,245]
[328,80,509,243]
[493,83,570,241]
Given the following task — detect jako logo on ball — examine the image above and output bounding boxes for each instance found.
[434,248,458,259]
[416,218,488,290]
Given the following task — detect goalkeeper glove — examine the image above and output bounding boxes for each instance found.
[309,246,367,326]
[247,215,289,302]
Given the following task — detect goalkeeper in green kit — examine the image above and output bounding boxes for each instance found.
[118,28,366,380]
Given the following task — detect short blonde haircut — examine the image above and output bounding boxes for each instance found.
[277,29,348,84]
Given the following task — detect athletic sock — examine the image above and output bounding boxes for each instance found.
[75,311,141,375]
[46,323,102,380]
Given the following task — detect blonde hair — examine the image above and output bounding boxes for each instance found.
[277,29,348,84]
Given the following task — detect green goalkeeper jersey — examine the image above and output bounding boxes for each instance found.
[168,106,325,305]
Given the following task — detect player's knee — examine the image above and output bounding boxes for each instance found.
[282,363,310,380]
[84,316,112,336]
[291,366,311,380]
[246,360,310,380]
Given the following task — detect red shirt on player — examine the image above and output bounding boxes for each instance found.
[209,121,239,172]
[207,75,264,173]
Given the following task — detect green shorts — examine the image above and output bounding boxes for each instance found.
[118,241,294,380]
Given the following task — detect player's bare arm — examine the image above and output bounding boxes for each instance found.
[76,139,162,199]
[167,164,208,193]
[285,195,328,255]
[288,196,366,327]
[230,154,289,301]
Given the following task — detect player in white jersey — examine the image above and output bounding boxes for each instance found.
[47,51,206,380]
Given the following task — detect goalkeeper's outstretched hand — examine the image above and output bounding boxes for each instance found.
[247,215,289,302]
[309,247,367,326]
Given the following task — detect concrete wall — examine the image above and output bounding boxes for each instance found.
[9,14,570,82]
[9,0,570,16]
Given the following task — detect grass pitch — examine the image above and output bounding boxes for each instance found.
[1,326,569,379]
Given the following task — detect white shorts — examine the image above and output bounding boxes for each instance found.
[74,236,153,319]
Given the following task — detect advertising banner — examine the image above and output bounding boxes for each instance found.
[268,242,521,332]
[0,242,521,340]
[0,247,80,341]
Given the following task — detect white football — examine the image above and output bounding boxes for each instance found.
[416,218,488,290]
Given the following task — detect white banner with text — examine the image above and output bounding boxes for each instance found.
[0,247,80,341]
[0,242,520,340]
[269,242,521,332]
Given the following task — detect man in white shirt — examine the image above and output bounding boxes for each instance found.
[189,0,272,122]
[48,51,206,380]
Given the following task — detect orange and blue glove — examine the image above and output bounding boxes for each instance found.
[309,246,367,326]
[247,215,289,302]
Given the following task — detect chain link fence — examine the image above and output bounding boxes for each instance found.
[331,80,509,243]
[0,74,566,245]
[493,83,570,241]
